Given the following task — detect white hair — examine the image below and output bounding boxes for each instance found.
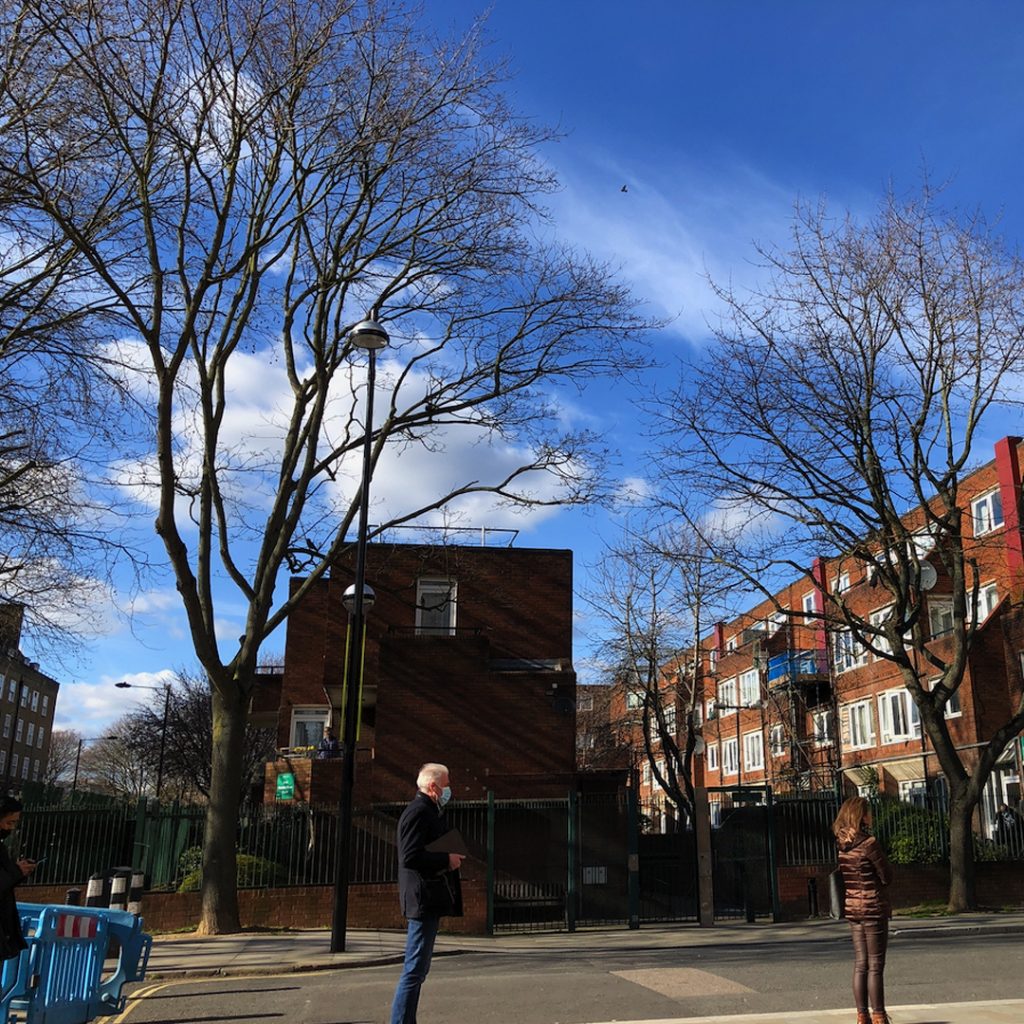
[417,763,449,791]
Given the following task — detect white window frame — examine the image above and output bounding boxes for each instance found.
[832,571,851,594]
[869,606,893,659]
[722,737,739,776]
[36,727,44,749]
[743,730,764,771]
[30,691,38,712]
[769,723,786,757]
[14,720,22,742]
[833,628,868,673]
[642,762,651,787]
[705,698,717,721]
[41,695,48,716]
[972,488,1004,536]
[725,634,738,653]
[716,678,737,716]
[415,577,457,636]
[626,690,643,710]
[31,759,38,781]
[877,688,921,744]
[709,648,719,673]
[663,705,677,734]
[706,743,719,771]
[929,677,962,719]
[898,778,928,806]
[739,668,760,708]
[978,582,999,622]
[1,714,9,740]
[4,680,12,703]
[20,758,28,780]
[767,611,787,636]
[289,706,330,749]
[802,591,817,621]
[576,693,593,713]
[929,598,954,639]
[811,709,833,747]
[25,723,34,747]
[843,699,876,750]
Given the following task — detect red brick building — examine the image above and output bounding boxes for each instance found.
[264,541,578,805]
[693,436,1024,834]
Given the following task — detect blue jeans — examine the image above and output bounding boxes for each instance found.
[390,915,440,1024]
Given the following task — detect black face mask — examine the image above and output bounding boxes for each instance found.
[0,828,12,839]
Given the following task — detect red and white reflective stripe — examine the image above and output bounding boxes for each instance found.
[55,914,99,939]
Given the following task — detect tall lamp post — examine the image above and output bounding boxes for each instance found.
[114,681,171,800]
[331,316,389,954]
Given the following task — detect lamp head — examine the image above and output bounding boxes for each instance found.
[348,319,389,351]
[114,682,131,689]
[342,583,376,615]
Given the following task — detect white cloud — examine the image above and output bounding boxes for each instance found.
[53,669,176,734]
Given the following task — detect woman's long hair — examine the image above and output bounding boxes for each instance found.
[833,796,870,838]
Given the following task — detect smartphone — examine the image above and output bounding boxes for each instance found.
[27,857,45,865]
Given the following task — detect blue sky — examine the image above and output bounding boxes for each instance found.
[47,1,1024,733]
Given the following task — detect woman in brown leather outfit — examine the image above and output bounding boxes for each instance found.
[834,796,894,1024]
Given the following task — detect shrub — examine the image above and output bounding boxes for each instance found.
[872,799,947,865]
[177,853,288,892]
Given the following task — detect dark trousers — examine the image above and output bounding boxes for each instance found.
[849,917,889,1012]
[390,915,440,1024]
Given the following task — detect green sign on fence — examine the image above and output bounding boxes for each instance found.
[275,772,295,801]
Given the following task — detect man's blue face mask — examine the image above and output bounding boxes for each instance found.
[439,785,452,808]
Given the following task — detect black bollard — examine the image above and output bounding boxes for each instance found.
[65,887,82,906]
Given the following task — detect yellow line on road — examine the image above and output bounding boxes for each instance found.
[110,981,176,1023]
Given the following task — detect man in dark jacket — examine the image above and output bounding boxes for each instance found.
[389,763,463,1024]
[0,797,35,961]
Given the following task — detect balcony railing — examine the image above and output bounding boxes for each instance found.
[767,649,827,684]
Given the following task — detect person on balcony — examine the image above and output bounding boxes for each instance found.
[0,797,36,961]
[389,763,464,1024]
[316,726,340,759]
[834,795,894,1024]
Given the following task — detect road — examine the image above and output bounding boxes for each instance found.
[116,932,1024,1024]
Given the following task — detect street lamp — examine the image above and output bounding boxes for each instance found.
[331,315,388,954]
[114,682,171,800]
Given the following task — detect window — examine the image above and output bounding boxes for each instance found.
[739,669,760,708]
[725,635,737,653]
[972,489,1004,536]
[743,730,764,771]
[41,695,49,717]
[14,720,22,742]
[705,698,717,721]
[415,578,457,635]
[576,693,593,713]
[20,759,28,780]
[663,705,677,734]
[878,688,921,744]
[929,678,961,719]
[5,680,13,703]
[1,715,9,740]
[769,724,786,757]
[25,723,34,747]
[10,754,17,774]
[842,699,876,750]
[898,779,928,806]
[31,759,38,781]
[978,582,999,622]
[709,648,719,673]
[716,678,737,715]
[289,707,330,749]
[642,762,651,787]
[36,727,44,749]
[802,591,817,621]
[833,629,867,672]
[722,738,739,776]
[767,611,787,636]
[811,709,833,747]
[869,607,893,658]
[18,687,26,707]
[706,743,719,771]
[0,751,6,772]
[30,691,38,712]
[928,599,954,638]
[626,690,643,710]
[832,571,851,594]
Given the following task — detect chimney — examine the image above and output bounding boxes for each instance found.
[0,604,24,652]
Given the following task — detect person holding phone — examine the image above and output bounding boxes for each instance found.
[0,797,35,961]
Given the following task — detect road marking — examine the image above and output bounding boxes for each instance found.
[612,966,756,997]
[110,981,177,1023]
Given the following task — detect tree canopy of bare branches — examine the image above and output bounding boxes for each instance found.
[0,0,651,930]
[655,190,1024,909]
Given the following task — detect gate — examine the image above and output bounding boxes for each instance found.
[637,829,698,922]
[707,785,778,921]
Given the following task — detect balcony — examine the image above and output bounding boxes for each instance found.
[767,649,828,686]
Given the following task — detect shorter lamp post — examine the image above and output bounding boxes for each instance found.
[114,682,171,800]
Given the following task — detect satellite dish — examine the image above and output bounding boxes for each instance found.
[919,562,937,591]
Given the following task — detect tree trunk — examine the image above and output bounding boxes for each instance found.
[197,683,248,935]
[947,789,978,912]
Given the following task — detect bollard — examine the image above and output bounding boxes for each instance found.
[65,887,82,907]
[108,868,131,912]
[807,876,819,917]
[127,871,145,917]
[85,873,106,908]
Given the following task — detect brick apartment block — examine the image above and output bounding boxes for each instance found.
[605,436,1024,836]
[262,542,579,806]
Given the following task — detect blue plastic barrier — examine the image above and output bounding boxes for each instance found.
[0,904,152,1024]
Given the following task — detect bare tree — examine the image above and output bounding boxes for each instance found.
[77,730,148,802]
[656,190,1024,910]
[125,670,275,804]
[43,729,82,788]
[3,0,650,930]
[585,517,739,829]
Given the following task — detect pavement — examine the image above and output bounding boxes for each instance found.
[143,911,1024,980]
